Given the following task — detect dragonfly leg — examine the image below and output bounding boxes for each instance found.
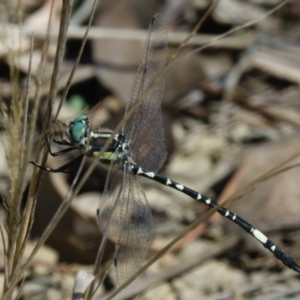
[30,154,84,173]
[45,135,78,157]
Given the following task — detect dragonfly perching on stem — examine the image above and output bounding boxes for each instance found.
[31,13,300,285]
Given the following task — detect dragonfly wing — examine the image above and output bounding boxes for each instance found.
[97,162,153,285]
[123,13,168,172]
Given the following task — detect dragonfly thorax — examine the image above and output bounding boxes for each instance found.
[88,130,132,167]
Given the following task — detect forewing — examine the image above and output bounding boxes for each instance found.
[97,163,153,285]
[123,14,168,172]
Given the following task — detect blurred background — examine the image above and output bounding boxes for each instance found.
[1,0,300,299]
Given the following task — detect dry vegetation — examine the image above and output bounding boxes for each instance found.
[0,0,300,299]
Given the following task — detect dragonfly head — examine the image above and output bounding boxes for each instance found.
[66,115,90,147]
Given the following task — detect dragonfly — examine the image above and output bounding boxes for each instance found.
[31,13,300,285]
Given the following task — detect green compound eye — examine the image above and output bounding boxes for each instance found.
[67,115,89,146]
[73,115,88,123]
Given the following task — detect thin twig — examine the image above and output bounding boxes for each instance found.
[11,33,34,267]
[12,25,254,50]
[185,0,291,60]
[53,0,98,121]
[170,0,219,61]
[0,225,8,294]
[14,276,25,300]
[45,0,74,124]
[21,32,34,165]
